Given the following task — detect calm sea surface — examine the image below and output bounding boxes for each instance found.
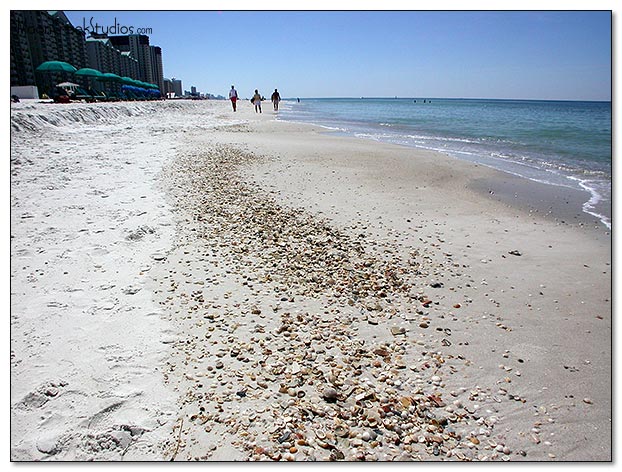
[278,98,612,228]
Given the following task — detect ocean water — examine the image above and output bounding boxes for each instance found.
[278,98,612,229]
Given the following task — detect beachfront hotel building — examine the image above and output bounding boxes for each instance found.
[86,36,140,84]
[162,78,183,98]
[89,33,164,92]
[163,78,173,96]
[108,35,165,92]
[171,78,183,98]
[11,10,168,96]
[108,34,152,83]
[150,46,164,93]
[119,51,140,81]
[10,10,88,90]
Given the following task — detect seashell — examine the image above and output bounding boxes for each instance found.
[317,440,331,449]
[390,326,406,336]
[322,386,339,402]
[428,394,445,407]
[334,425,349,437]
[373,347,390,357]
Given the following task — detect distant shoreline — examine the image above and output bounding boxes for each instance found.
[286,97,612,103]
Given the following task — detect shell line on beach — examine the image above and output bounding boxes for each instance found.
[153,140,541,461]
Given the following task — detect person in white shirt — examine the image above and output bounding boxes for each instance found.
[229,85,238,111]
[252,89,262,113]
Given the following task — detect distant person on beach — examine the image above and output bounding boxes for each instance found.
[271,89,281,111]
[252,89,262,113]
[229,85,238,111]
[297,98,300,103]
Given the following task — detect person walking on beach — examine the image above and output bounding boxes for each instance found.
[229,85,238,111]
[271,88,281,111]
[252,89,262,113]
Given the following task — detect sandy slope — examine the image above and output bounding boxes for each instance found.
[10,100,241,460]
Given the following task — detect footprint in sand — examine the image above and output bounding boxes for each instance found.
[16,381,68,410]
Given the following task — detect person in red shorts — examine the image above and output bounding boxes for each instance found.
[229,85,238,111]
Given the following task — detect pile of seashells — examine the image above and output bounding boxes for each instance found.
[155,143,521,461]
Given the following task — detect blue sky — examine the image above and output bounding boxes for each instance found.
[63,10,612,101]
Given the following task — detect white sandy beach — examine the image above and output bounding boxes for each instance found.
[9,98,611,462]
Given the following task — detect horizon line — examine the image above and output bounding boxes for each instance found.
[280,96,611,103]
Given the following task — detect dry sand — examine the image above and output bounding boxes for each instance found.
[10,98,611,462]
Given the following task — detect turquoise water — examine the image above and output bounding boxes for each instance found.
[278,98,611,228]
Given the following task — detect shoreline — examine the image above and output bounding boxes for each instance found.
[469,173,607,231]
[10,100,611,461]
[246,115,610,239]
[275,99,612,232]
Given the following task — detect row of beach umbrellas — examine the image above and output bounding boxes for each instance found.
[35,60,160,90]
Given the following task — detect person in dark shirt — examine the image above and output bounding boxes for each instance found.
[271,89,281,111]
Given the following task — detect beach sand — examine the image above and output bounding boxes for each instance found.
[10,99,611,461]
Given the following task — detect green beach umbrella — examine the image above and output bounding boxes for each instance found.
[121,76,135,85]
[74,68,103,78]
[74,68,103,91]
[97,72,122,82]
[35,61,77,73]
[95,73,123,94]
[35,61,77,97]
